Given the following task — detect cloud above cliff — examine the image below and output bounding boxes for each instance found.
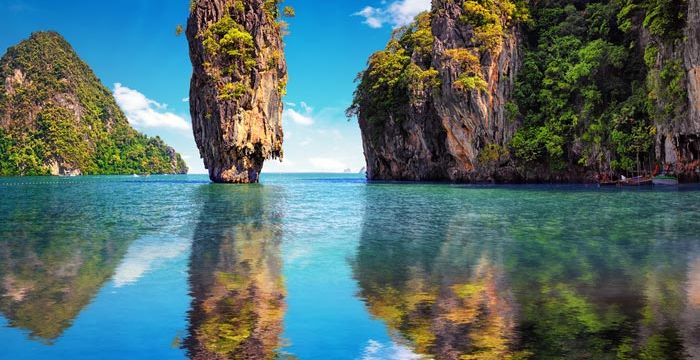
[113,83,191,131]
[283,101,314,126]
[354,0,430,28]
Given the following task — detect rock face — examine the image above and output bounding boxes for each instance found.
[675,0,700,180]
[686,0,700,125]
[354,0,700,183]
[350,1,522,182]
[0,32,188,176]
[187,0,287,183]
[649,0,700,182]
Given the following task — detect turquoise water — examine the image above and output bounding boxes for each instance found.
[1,174,700,359]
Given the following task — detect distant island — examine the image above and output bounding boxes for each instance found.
[0,32,187,176]
[350,0,699,183]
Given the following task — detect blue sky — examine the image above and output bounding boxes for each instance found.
[0,0,430,173]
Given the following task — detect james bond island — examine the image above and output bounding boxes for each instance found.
[187,0,288,183]
[1,1,700,360]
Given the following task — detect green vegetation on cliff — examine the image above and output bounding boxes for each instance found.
[0,32,188,176]
[352,0,693,181]
[347,12,438,126]
[510,0,688,175]
[349,0,528,133]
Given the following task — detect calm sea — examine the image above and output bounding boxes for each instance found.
[1,174,699,359]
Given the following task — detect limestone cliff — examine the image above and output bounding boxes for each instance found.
[687,0,700,128]
[646,0,700,181]
[674,0,700,180]
[0,32,188,176]
[349,1,523,182]
[354,0,700,183]
[187,0,287,183]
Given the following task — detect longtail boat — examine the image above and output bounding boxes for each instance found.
[652,174,679,186]
[619,176,653,186]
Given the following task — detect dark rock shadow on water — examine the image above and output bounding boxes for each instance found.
[0,184,140,343]
[352,185,700,359]
[184,184,290,360]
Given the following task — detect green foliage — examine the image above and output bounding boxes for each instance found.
[37,104,92,171]
[218,82,247,101]
[617,0,687,38]
[460,0,529,51]
[348,12,438,126]
[643,45,658,67]
[402,12,433,60]
[647,59,686,120]
[0,129,48,176]
[504,101,519,122]
[0,32,187,176]
[478,143,509,177]
[175,24,184,36]
[283,6,295,17]
[351,41,411,124]
[508,0,680,175]
[640,0,687,38]
[446,48,488,92]
[203,15,256,70]
[263,0,280,19]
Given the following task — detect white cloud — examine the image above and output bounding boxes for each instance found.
[113,83,191,131]
[354,0,431,29]
[112,236,189,288]
[283,100,315,126]
[182,97,189,102]
[284,109,314,126]
[300,101,313,113]
[362,340,422,360]
[309,157,347,172]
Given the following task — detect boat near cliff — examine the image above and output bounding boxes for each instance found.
[653,174,679,186]
[619,176,653,187]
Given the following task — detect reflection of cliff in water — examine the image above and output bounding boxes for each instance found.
[353,188,522,359]
[185,185,286,360]
[0,186,139,342]
[354,187,700,359]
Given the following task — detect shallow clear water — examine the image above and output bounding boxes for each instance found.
[1,174,700,359]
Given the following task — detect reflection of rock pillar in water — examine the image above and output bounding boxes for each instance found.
[185,187,285,360]
[434,256,518,360]
[683,255,700,358]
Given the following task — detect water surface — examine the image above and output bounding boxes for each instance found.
[1,174,699,359]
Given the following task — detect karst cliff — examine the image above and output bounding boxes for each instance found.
[187,0,287,183]
[352,0,700,183]
[0,32,188,176]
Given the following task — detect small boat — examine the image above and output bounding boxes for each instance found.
[619,176,653,186]
[652,174,678,186]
